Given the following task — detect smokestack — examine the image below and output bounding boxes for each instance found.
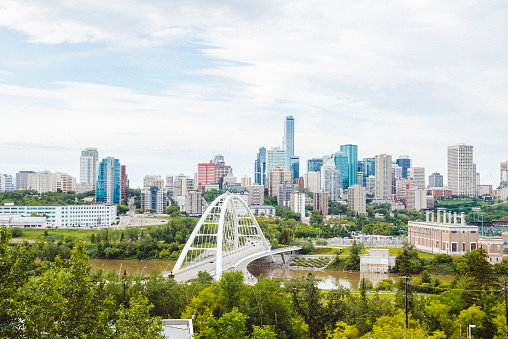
[448,212,452,224]
[461,212,465,226]
[431,211,435,222]
[426,211,430,222]
[437,210,441,223]
[454,212,457,224]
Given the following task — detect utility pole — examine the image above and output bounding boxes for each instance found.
[403,275,409,329]
[505,281,508,328]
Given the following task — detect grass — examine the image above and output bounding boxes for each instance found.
[16,228,94,241]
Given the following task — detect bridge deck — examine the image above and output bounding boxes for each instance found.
[169,246,301,282]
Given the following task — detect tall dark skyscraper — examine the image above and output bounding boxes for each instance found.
[284,116,294,170]
[307,158,324,172]
[340,144,358,188]
[396,155,411,178]
[254,147,267,185]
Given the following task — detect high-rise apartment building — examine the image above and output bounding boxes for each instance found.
[27,171,76,194]
[406,189,427,211]
[121,165,127,200]
[304,171,321,193]
[307,158,324,172]
[289,192,306,220]
[333,151,349,190]
[313,192,329,216]
[143,175,162,189]
[241,176,252,188]
[277,181,299,206]
[396,155,411,178]
[395,179,415,207]
[174,176,193,196]
[265,167,293,197]
[0,174,15,192]
[340,144,358,188]
[141,186,167,213]
[197,163,216,190]
[348,185,366,215]
[447,144,475,197]
[254,147,267,185]
[375,154,392,200]
[266,147,286,172]
[408,167,425,189]
[320,159,341,202]
[284,116,295,170]
[501,161,508,183]
[429,172,444,188]
[96,156,121,204]
[185,191,206,216]
[79,147,99,191]
[246,184,264,206]
[16,171,35,190]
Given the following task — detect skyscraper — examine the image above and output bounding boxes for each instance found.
[307,158,324,172]
[16,170,35,190]
[359,157,375,187]
[266,147,286,172]
[96,156,121,204]
[284,116,294,170]
[121,165,127,200]
[447,144,475,197]
[80,147,99,191]
[429,172,444,187]
[408,167,425,189]
[375,154,392,200]
[501,161,508,183]
[396,155,412,178]
[340,144,358,188]
[198,163,216,190]
[254,147,267,185]
[333,151,349,190]
[290,156,300,179]
[321,159,341,201]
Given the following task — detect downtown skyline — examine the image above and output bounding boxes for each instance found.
[1,1,508,187]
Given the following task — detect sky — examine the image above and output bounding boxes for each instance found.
[1,0,507,188]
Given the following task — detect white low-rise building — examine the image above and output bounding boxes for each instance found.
[0,203,116,228]
[360,248,396,273]
[0,215,47,228]
[250,205,276,217]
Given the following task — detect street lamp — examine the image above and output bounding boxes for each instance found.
[469,324,476,339]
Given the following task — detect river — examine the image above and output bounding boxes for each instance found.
[88,259,454,290]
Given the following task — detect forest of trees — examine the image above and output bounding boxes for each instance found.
[3,226,508,338]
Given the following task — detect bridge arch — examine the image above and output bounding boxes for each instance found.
[173,193,271,280]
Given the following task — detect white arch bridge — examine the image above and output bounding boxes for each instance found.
[169,193,300,282]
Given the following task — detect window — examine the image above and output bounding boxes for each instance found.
[471,243,477,250]
[471,231,476,234]
[451,243,457,252]
[451,231,457,234]
[462,242,465,252]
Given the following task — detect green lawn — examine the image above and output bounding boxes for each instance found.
[15,228,94,241]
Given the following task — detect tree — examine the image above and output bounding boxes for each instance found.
[327,321,359,339]
[310,210,323,225]
[467,246,498,292]
[114,293,164,339]
[285,273,324,339]
[393,242,421,276]
[117,205,130,215]
[344,241,363,271]
[199,308,247,339]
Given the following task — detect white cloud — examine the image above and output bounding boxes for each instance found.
[1,1,508,187]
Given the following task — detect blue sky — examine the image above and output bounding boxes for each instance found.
[1,0,507,188]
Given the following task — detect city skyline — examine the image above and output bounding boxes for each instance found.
[1,2,508,187]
